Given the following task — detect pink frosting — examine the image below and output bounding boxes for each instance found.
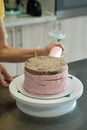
[23,68,68,95]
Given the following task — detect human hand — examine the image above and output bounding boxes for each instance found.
[0,64,13,87]
[44,41,65,55]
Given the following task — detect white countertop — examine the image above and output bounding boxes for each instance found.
[4,14,56,28]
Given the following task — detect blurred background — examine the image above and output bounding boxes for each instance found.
[3,0,87,75]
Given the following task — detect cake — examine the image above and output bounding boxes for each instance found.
[23,56,68,95]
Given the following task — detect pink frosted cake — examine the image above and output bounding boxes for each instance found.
[23,56,68,95]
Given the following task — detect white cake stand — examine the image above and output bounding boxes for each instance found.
[9,74,83,117]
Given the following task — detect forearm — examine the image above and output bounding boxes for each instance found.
[0,45,35,62]
[0,45,48,63]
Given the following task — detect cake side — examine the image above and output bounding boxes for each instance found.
[23,68,68,95]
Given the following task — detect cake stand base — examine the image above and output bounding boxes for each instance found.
[16,100,76,118]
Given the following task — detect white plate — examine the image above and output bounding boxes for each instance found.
[17,75,73,100]
[9,74,83,107]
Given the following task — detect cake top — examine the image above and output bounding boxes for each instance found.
[25,56,68,75]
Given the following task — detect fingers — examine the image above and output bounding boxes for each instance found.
[47,42,65,53]
[56,43,65,52]
[44,41,65,56]
[0,72,9,87]
[0,64,13,82]
[52,42,65,52]
[0,64,13,87]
